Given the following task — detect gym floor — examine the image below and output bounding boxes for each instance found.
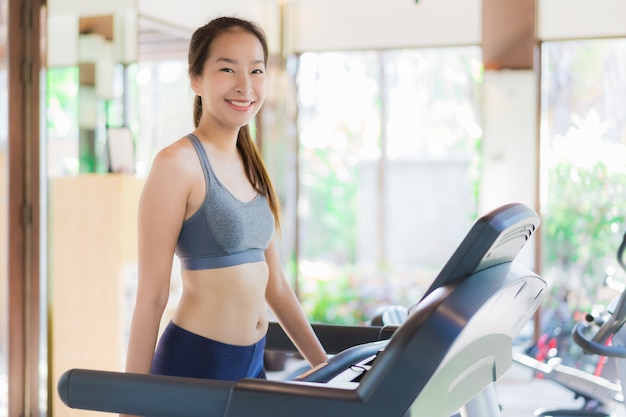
[268,358,626,417]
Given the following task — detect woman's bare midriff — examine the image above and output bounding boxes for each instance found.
[171,261,270,346]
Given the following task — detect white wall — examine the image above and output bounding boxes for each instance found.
[480,70,538,212]
[48,0,483,60]
[137,0,482,54]
[480,70,538,267]
[287,0,481,53]
[49,0,626,52]
[538,0,626,40]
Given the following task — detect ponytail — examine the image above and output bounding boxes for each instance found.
[237,125,281,233]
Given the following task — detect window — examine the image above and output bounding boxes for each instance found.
[540,39,626,329]
[294,47,482,324]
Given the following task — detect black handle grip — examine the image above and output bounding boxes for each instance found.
[572,322,626,358]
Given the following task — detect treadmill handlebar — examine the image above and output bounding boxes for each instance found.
[58,368,235,417]
[572,322,626,358]
[267,322,399,355]
[57,323,399,416]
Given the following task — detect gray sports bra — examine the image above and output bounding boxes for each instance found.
[175,134,275,270]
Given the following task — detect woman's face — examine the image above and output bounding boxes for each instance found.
[191,27,267,131]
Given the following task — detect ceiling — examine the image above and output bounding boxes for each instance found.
[137,14,191,61]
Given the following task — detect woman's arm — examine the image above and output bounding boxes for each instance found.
[125,145,190,375]
[264,240,328,367]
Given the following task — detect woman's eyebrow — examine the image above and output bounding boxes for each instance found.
[215,57,265,66]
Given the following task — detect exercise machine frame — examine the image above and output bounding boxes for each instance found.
[57,202,546,417]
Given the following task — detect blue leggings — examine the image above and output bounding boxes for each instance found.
[150,321,266,381]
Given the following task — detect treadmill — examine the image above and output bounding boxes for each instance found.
[57,202,546,417]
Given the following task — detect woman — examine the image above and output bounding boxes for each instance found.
[124,16,328,387]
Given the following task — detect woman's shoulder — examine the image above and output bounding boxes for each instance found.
[153,135,197,168]
[143,136,200,187]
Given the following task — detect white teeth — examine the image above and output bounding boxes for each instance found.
[229,100,251,107]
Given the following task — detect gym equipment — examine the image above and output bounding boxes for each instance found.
[57,202,546,417]
[515,229,626,417]
[513,353,622,416]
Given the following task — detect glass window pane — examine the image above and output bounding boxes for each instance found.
[383,48,482,160]
[296,47,482,324]
[46,66,79,175]
[135,60,192,176]
[381,47,482,277]
[297,51,381,324]
[540,39,626,326]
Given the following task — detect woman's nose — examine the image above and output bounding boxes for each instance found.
[235,75,253,95]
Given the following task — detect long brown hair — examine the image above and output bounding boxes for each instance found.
[188,17,281,232]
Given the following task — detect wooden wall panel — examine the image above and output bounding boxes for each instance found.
[50,174,144,417]
[483,0,536,70]
[8,0,43,416]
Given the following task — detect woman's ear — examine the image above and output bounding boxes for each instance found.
[190,75,201,95]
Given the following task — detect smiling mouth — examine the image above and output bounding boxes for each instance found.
[227,99,253,108]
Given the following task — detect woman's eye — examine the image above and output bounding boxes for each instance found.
[220,68,234,73]
[252,69,264,74]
